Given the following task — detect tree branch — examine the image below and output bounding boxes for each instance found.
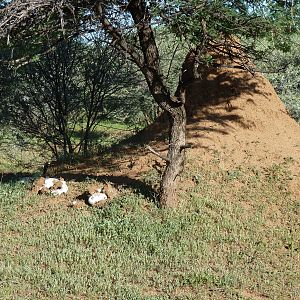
[146,145,170,162]
[94,2,144,69]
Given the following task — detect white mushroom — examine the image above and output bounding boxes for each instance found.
[38,177,68,196]
[88,192,108,206]
[44,177,58,189]
[51,180,68,196]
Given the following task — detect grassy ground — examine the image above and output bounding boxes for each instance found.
[0,128,49,173]
[0,158,299,299]
[74,120,137,153]
[0,121,135,174]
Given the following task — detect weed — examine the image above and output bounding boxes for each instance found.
[142,169,161,190]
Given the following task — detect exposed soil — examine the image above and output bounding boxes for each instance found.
[182,64,300,197]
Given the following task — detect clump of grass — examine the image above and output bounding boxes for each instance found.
[142,169,161,191]
[0,160,299,299]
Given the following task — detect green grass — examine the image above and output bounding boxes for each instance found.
[0,121,136,173]
[72,120,139,152]
[0,161,299,299]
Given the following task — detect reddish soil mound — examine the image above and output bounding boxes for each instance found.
[116,62,300,195]
[185,67,300,168]
[133,63,300,167]
[184,65,300,197]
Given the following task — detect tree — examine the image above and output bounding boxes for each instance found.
[0,0,296,207]
[1,38,137,160]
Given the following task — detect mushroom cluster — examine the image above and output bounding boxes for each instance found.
[34,177,68,196]
[85,182,118,207]
[87,188,108,205]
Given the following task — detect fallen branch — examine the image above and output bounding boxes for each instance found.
[146,145,170,162]
[180,143,194,150]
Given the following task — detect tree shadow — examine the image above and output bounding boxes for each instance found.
[125,68,265,148]
[185,70,260,116]
[55,172,159,205]
[72,130,110,141]
[0,172,35,183]
[0,65,271,205]
[0,170,159,206]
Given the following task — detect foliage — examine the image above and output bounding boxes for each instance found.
[106,80,158,127]
[0,127,50,172]
[0,121,135,172]
[155,0,299,53]
[107,30,188,126]
[257,35,300,123]
[0,33,184,164]
[1,38,138,159]
[1,1,297,74]
[1,0,299,206]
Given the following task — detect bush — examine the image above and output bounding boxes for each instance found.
[257,35,300,122]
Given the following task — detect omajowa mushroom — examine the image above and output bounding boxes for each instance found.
[87,188,108,206]
[36,177,68,196]
[50,178,68,196]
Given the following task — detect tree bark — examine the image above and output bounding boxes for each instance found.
[160,105,186,208]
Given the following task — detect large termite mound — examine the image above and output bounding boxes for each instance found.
[184,62,300,168]
[126,51,300,197]
[136,52,300,167]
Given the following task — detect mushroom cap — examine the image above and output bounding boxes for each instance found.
[88,193,108,205]
[51,181,68,196]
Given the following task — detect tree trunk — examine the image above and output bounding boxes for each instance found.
[67,139,74,161]
[82,130,90,156]
[160,105,186,208]
[97,1,188,207]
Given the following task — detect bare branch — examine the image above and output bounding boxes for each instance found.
[94,2,144,69]
[180,143,194,150]
[0,0,55,38]
[146,145,170,162]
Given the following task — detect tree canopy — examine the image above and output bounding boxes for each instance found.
[2,37,139,160]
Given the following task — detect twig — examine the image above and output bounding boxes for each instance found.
[146,145,170,162]
[166,41,179,80]
[180,143,194,150]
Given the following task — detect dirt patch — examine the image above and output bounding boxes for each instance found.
[31,177,46,194]
[239,290,269,300]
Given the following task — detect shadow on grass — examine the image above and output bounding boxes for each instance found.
[122,67,265,148]
[0,172,35,183]
[71,130,110,141]
[57,172,159,206]
[0,171,159,205]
